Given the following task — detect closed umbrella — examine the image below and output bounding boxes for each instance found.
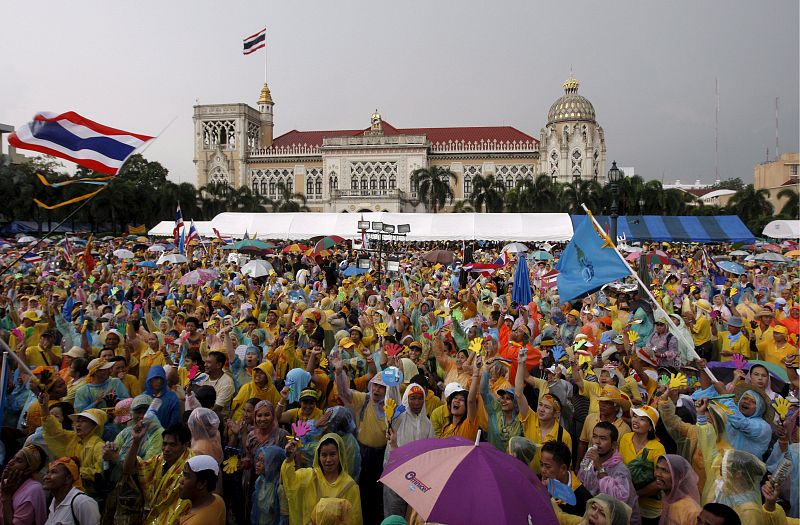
[380,436,557,525]
[512,254,532,305]
[113,249,135,259]
[241,259,274,278]
[422,250,454,264]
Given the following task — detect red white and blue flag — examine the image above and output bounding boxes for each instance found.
[22,252,42,264]
[187,220,200,243]
[493,251,510,266]
[8,112,154,175]
[62,234,74,264]
[212,227,232,244]
[243,28,266,55]
[173,204,184,247]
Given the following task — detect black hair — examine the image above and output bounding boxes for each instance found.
[185,316,200,326]
[193,468,218,492]
[194,385,217,409]
[701,503,741,525]
[209,350,227,366]
[456,348,469,358]
[593,421,619,442]
[246,316,258,324]
[71,358,89,378]
[186,351,203,365]
[162,423,192,445]
[109,355,127,366]
[541,440,572,467]
[52,402,75,430]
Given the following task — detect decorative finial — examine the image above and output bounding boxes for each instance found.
[563,75,579,94]
[258,82,273,106]
[370,109,382,132]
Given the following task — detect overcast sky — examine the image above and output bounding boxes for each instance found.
[3,1,798,186]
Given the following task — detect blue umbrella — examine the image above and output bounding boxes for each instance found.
[342,265,369,277]
[717,260,746,275]
[136,261,157,268]
[512,254,532,305]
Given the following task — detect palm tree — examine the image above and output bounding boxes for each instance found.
[726,184,774,233]
[469,174,506,212]
[451,200,474,213]
[268,182,310,212]
[563,179,602,214]
[410,166,457,213]
[777,188,799,219]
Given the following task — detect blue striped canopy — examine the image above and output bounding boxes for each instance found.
[570,215,754,243]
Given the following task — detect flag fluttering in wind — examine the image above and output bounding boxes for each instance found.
[81,236,95,275]
[187,220,199,244]
[173,204,184,248]
[22,252,42,264]
[243,28,266,55]
[62,234,74,264]
[556,213,630,302]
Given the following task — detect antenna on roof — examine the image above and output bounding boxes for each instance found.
[715,77,719,182]
[775,96,779,158]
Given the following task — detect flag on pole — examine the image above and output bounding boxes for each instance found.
[82,236,95,275]
[8,111,154,175]
[243,28,266,55]
[556,214,630,302]
[187,220,199,244]
[62,234,74,264]
[243,230,250,240]
[22,252,42,264]
[178,227,186,255]
[173,203,184,247]
[212,227,231,244]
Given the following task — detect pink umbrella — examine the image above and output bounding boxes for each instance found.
[762,243,782,253]
[177,269,219,286]
[380,436,558,525]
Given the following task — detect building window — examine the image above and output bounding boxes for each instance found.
[791,165,798,176]
[389,175,396,189]
[307,179,314,195]
[463,165,482,198]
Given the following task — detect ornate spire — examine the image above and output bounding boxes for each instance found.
[258,82,274,106]
[563,75,580,94]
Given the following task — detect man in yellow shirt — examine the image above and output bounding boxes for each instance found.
[753,308,775,360]
[686,300,712,360]
[713,316,749,361]
[577,385,631,466]
[177,455,226,525]
[25,329,62,367]
[762,325,797,366]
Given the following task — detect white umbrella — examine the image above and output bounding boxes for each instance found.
[241,259,273,278]
[147,245,166,252]
[17,236,36,243]
[157,253,188,265]
[730,250,750,256]
[502,242,529,254]
[113,249,135,259]
[619,244,643,253]
[754,252,788,263]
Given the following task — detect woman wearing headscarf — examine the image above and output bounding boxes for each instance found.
[251,445,288,525]
[556,493,632,525]
[281,433,362,525]
[315,406,361,482]
[0,444,47,525]
[112,394,163,462]
[232,361,282,421]
[245,401,290,466]
[187,407,223,463]
[655,455,701,525]
[722,389,773,458]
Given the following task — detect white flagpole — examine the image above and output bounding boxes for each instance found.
[580,203,717,382]
[264,27,268,84]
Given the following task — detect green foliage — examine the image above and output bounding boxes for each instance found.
[411,166,456,213]
[710,177,745,191]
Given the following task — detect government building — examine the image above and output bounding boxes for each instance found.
[192,76,606,212]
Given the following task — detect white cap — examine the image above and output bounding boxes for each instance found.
[107,329,122,338]
[88,358,114,371]
[187,454,220,476]
[444,382,467,399]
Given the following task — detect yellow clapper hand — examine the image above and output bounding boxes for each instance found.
[711,400,734,415]
[375,322,388,337]
[222,455,239,474]
[627,330,640,343]
[668,373,687,389]
[318,355,329,369]
[385,398,397,428]
[773,396,791,421]
[469,337,483,355]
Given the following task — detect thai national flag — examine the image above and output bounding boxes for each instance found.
[493,251,510,266]
[22,252,42,264]
[8,112,154,175]
[173,203,184,247]
[243,28,266,55]
[63,234,74,264]
[187,220,199,244]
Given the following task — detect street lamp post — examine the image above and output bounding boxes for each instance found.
[607,161,624,246]
[638,198,645,215]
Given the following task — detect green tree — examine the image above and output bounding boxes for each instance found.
[726,184,774,233]
[563,179,602,214]
[469,174,506,212]
[777,188,799,219]
[410,166,457,213]
[267,182,309,212]
[451,200,474,213]
[710,177,745,191]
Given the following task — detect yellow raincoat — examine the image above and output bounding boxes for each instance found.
[231,361,282,421]
[42,409,105,492]
[137,446,194,525]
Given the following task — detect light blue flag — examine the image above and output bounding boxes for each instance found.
[556,214,630,302]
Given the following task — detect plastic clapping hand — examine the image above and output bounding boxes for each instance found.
[772,397,791,421]
[469,338,483,355]
[384,343,403,357]
[668,372,688,389]
[291,420,312,440]
[551,345,566,363]
[731,353,747,370]
[627,330,640,343]
[385,398,397,427]
[375,322,388,337]
[222,455,239,474]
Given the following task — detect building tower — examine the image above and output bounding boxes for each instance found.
[258,82,275,147]
[539,75,606,184]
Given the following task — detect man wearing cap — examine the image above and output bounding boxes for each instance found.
[73,358,130,414]
[762,325,797,366]
[10,310,50,351]
[752,308,776,360]
[560,309,581,347]
[686,300,713,360]
[42,457,101,525]
[177,455,226,525]
[711,316,750,362]
[576,385,632,466]
[24,329,61,368]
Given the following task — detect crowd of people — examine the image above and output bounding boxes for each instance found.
[0,234,797,525]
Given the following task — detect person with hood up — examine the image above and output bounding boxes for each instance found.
[187,407,223,463]
[39,392,105,498]
[314,406,361,482]
[232,361,281,421]
[707,448,768,524]
[144,364,180,429]
[281,432,362,525]
[719,389,773,458]
[251,445,288,525]
[655,454,702,525]
[574,494,633,525]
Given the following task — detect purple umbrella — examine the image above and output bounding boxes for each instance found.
[380,435,558,525]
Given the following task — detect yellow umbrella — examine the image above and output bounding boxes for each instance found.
[785,250,800,257]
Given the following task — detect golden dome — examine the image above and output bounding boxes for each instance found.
[371,109,382,122]
[258,83,273,105]
[547,76,595,124]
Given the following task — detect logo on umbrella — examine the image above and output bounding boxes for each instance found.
[404,471,432,493]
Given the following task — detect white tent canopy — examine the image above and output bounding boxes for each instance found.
[762,219,800,239]
[148,212,574,242]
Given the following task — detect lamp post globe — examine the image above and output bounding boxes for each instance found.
[607,161,624,246]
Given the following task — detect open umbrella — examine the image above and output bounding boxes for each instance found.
[729,250,750,257]
[313,235,346,252]
[136,261,157,268]
[234,239,276,252]
[529,250,553,261]
[716,260,746,275]
[281,243,309,254]
[380,436,557,525]
[502,242,529,254]
[113,249,135,259]
[157,253,188,265]
[241,259,273,278]
[754,252,788,263]
[707,360,788,388]
[342,265,369,277]
[512,254,532,305]
[147,245,166,252]
[422,250,454,264]
[17,236,37,243]
[177,269,219,285]
[785,249,800,258]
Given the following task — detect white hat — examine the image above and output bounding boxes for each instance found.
[187,454,220,476]
[107,329,122,338]
[64,346,86,358]
[444,382,467,399]
[88,358,114,371]
[546,364,567,376]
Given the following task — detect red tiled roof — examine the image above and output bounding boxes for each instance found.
[271,120,538,148]
[781,178,799,186]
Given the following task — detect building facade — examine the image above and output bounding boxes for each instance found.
[754,152,799,214]
[193,76,606,212]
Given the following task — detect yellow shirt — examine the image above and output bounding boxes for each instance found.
[351,391,388,448]
[440,414,480,440]
[579,413,631,444]
[717,331,750,360]
[754,325,775,357]
[519,410,572,474]
[25,345,62,368]
[179,494,226,525]
[691,316,711,346]
[137,348,166,390]
[618,433,666,519]
[121,373,142,396]
[762,341,798,367]
[579,380,601,414]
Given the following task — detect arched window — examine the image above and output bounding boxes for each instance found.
[260,180,268,195]
[464,175,472,197]
[361,176,368,190]
[351,176,358,190]
[370,176,377,190]
[389,175,396,189]
[379,176,387,190]
[307,178,314,195]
